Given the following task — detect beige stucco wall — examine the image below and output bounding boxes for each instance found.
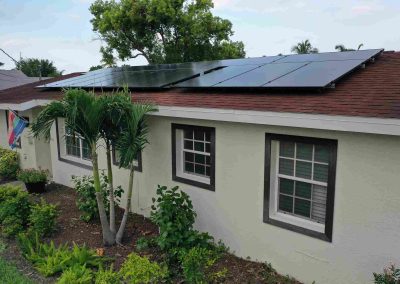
[2,110,400,283]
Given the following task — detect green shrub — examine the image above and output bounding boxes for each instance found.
[373,264,400,284]
[29,199,58,237]
[57,265,93,284]
[95,265,120,284]
[135,236,158,252]
[119,253,167,284]
[17,168,48,183]
[178,246,219,284]
[0,147,19,180]
[18,233,105,277]
[72,174,123,222]
[0,185,31,237]
[150,185,213,251]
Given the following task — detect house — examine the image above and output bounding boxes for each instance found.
[0,69,51,91]
[0,49,399,284]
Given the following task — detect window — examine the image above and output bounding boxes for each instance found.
[172,124,215,190]
[65,127,92,161]
[264,134,337,242]
[112,147,142,172]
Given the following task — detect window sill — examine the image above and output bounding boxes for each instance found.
[58,156,93,170]
[173,174,214,191]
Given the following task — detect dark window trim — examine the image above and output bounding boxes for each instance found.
[171,123,216,191]
[112,147,142,172]
[264,133,337,242]
[5,110,29,149]
[55,119,93,170]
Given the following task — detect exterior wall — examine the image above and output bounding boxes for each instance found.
[48,114,400,284]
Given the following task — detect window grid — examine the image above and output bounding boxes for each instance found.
[65,127,92,161]
[277,142,328,224]
[183,129,211,178]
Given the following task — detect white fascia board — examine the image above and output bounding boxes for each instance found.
[0,100,53,111]
[151,106,400,136]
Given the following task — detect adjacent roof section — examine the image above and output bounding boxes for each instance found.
[0,69,51,90]
[39,49,383,90]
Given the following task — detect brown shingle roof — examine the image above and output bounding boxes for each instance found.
[1,52,400,119]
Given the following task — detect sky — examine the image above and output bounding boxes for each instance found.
[1,0,399,73]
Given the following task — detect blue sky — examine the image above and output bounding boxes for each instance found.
[1,0,399,73]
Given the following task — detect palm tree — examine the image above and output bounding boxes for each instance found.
[335,43,364,52]
[31,89,115,245]
[98,89,132,235]
[291,40,319,54]
[115,103,156,244]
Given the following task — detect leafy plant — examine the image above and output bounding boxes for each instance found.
[374,264,400,284]
[72,173,123,222]
[57,265,93,284]
[135,236,158,252]
[17,168,48,183]
[29,199,58,237]
[0,147,19,180]
[151,185,213,251]
[178,246,219,284]
[119,253,167,284]
[95,265,120,284]
[0,185,31,237]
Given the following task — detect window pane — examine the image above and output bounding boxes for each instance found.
[194,130,204,141]
[295,161,312,179]
[205,166,211,177]
[296,143,313,160]
[184,152,194,162]
[205,156,211,165]
[195,164,206,175]
[66,136,80,157]
[279,195,293,213]
[184,140,193,150]
[195,154,205,164]
[279,178,294,195]
[294,198,311,218]
[280,141,295,158]
[314,163,329,182]
[311,185,327,223]
[205,143,211,153]
[184,130,193,139]
[315,145,329,163]
[295,181,311,199]
[185,162,194,173]
[82,139,91,160]
[279,158,294,176]
[194,142,204,152]
[205,131,211,142]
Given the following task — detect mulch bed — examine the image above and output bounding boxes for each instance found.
[2,183,301,283]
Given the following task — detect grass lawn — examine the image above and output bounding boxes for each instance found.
[0,241,34,284]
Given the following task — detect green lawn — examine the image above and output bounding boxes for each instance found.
[0,241,34,284]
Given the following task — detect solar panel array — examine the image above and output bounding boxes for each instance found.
[39,49,383,89]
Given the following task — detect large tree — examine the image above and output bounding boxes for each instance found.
[16,58,62,77]
[90,0,245,65]
[291,40,319,54]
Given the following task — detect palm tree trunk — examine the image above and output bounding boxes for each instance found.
[116,164,134,244]
[105,141,116,235]
[92,148,115,246]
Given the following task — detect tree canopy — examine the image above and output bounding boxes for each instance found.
[291,40,319,54]
[16,58,62,77]
[89,0,245,65]
[335,44,364,52]
[89,65,103,71]
[0,62,3,67]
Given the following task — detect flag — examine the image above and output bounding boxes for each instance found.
[8,110,28,149]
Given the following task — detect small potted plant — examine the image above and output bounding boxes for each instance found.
[17,168,48,193]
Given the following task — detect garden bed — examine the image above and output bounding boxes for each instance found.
[2,183,300,283]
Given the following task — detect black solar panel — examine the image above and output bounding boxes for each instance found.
[38,49,383,89]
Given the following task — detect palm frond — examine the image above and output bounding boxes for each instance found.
[31,101,66,140]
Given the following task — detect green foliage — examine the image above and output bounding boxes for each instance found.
[151,185,213,251]
[29,198,58,237]
[72,173,123,222]
[178,246,219,284]
[135,236,158,252]
[16,58,62,77]
[0,185,31,237]
[57,265,93,284]
[119,253,167,284]
[17,233,105,277]
[89,65,103,71]
[90,0,245,65]
[17,168,48,183]
[0,147,19,180]
[291,39,319,54]
[373,264,400,284]
[95,265,120,284]
[0,257,34,284]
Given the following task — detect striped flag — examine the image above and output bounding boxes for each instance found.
[8,110,28,149]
